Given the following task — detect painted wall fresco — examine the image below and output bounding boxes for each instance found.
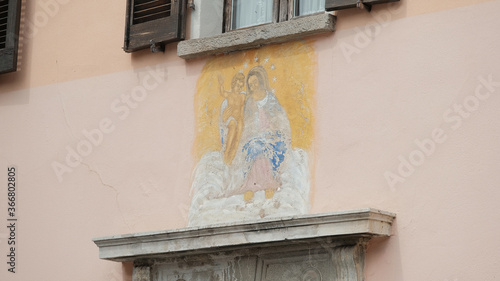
[189,41,316,226]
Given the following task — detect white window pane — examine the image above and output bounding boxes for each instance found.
[296,0,325,16]
[232,0,273,29]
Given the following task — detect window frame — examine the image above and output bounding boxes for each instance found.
[178,0,400,59]
[224,0,329,33]
[223,0,315,33]
[293,0,328,18]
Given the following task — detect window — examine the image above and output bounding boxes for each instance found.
[123,0,187,53]
[224,0,326,32]
[0,0,22,74]
[231,0,274,30]
[153,0,400,58]
[295,0,325,17]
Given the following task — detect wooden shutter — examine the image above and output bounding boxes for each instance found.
[124,0,187,53]
[0,0,22,74]
[325,0,399,11]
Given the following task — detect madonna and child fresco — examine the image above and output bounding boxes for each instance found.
[189,43,315,226]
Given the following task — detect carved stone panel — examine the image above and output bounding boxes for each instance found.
[133,265,152,281]
[260,250,333,281]
[142,241,366,281]
[153,255,258,281]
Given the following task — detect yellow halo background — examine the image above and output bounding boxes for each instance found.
[193,41,316,161]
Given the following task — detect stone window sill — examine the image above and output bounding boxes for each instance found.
[93,209,395,281]
[177,13,336,60]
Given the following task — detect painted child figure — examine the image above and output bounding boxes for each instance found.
[218,73,246,166]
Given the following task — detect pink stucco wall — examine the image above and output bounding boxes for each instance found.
[314,1,500,280]
[0,0,499,280]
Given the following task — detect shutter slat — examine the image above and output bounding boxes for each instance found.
[0,0,8,50]
[134,3,171,14]
[134,0,163,5]
[133,10,171,25]
[133,3,171,24]
[135,0,171,10]
[132,0,171,25]
[0,0,22,74]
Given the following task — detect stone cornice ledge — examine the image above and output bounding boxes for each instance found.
[177,13,336,60]
[93,208,395,262]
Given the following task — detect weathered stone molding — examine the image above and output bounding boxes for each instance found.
[93,209,395,281]
[177,13,336,60]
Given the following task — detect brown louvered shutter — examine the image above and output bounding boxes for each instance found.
[124,0,186,53]
[325,0,399,11]
[0,0,22,74]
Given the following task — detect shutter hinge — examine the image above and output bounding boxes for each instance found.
[356,0,372,12]
[149,40,165,53]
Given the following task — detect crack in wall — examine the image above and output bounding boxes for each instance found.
[80,161,133,231]
[58,92,77,140]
